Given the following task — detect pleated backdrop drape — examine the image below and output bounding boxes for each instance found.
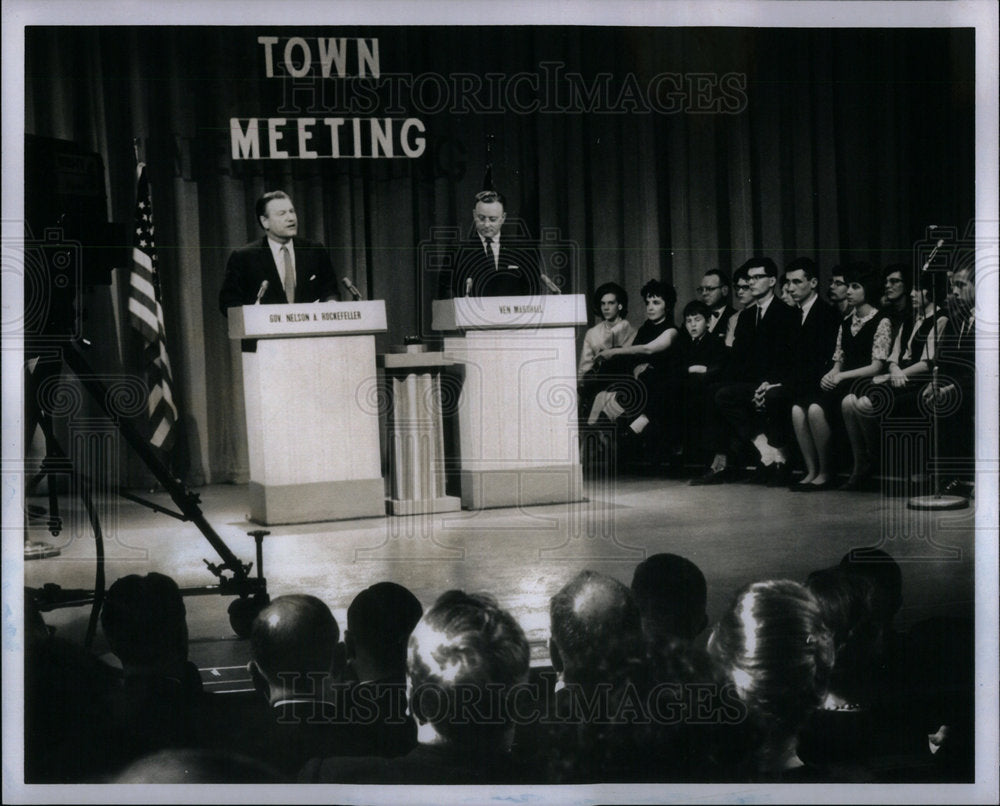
[24,26,974,487]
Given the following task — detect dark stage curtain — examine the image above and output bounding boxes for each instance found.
[24,26,974,487]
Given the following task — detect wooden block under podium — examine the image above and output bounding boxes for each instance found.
[249,478,386,524]
[460,465,583,511]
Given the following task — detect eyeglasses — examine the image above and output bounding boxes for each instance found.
[696,285,722,293]
[829,279,847,287]
[746,272,769,282]
[735,283,751,291]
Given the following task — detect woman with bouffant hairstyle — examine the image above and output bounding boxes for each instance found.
[707,580,835,781]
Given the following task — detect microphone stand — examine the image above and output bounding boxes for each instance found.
[908,236,969,511]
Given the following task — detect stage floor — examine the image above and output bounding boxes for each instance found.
[22,471,976,685]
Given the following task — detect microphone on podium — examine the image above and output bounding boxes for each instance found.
[342,277,363,301]
[465,277,473,297]
[255,279,269,304]
[540,273,561,294]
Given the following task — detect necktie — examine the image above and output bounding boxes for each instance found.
[484,237,496,270]
[800,305,807,324]
[755,305,762,327]
[280,244,295,303]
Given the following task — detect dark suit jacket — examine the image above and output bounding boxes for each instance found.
[789,297,841,396]
[707,304,737,341]
[444,236,542,298]
[935,315,975,392]
[219,236,339,315]
[225,683,417,777]
[675,332,727,382]
[748,296,798,385]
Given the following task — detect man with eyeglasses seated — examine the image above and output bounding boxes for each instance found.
[828,268,852,319]
[695,257,799,486]
[723,264,755,347]
[691,264,756,483]
[442,189,543,299]
[698,269,737,341]
[921,264,976,498]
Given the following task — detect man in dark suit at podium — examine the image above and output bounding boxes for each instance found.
[445,190,542,298]
[219,190,339,315]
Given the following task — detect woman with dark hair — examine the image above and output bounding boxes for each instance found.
[799,566,942,779]
[591,279,680,455]
[873,268,950,392]
[818,263,893,490]
[879,264,914,341]
[707,580,835,781]
[578,282,636,425]
[804,568,882,710]
[848,269,951,485]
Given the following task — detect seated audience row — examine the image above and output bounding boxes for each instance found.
[26,546,970,785]
[578,257,975,496]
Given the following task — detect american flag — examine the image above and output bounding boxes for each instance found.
[128,162,178,450]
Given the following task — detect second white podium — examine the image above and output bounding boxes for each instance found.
[433,295,586,510]
[229,301,387,524]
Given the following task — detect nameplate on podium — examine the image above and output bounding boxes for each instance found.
[432,295,586,332]
[229,301,387,340]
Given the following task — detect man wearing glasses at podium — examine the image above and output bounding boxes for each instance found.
[446,190,543,298]
[219,190,340,315]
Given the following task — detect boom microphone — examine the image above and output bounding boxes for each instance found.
[255,280,269,303]
[540,273,561,294]
[922,239,945,272]
[342,277,363,301]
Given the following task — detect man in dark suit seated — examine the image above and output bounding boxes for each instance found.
[708,257,799,485]
[442,189,542,298]
[922,264,976,497]
[531,570,654,782]
[235,594,362,775]
[340,581,424,758]
[218,190,339,314]
[548,570,645,695]
[630,553,709,649]
[699,268,737,341]
[97,573,214,777]
[786,258,843,490]
[24,592,120,782]
[300,590,531,784]
[691,265,755,484]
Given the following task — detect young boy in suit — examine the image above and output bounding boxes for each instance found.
[673,300,727,471]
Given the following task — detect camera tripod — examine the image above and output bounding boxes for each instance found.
[24,338,270,645]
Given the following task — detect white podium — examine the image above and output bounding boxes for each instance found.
[432,295,587,510]
[229,301,387,524]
